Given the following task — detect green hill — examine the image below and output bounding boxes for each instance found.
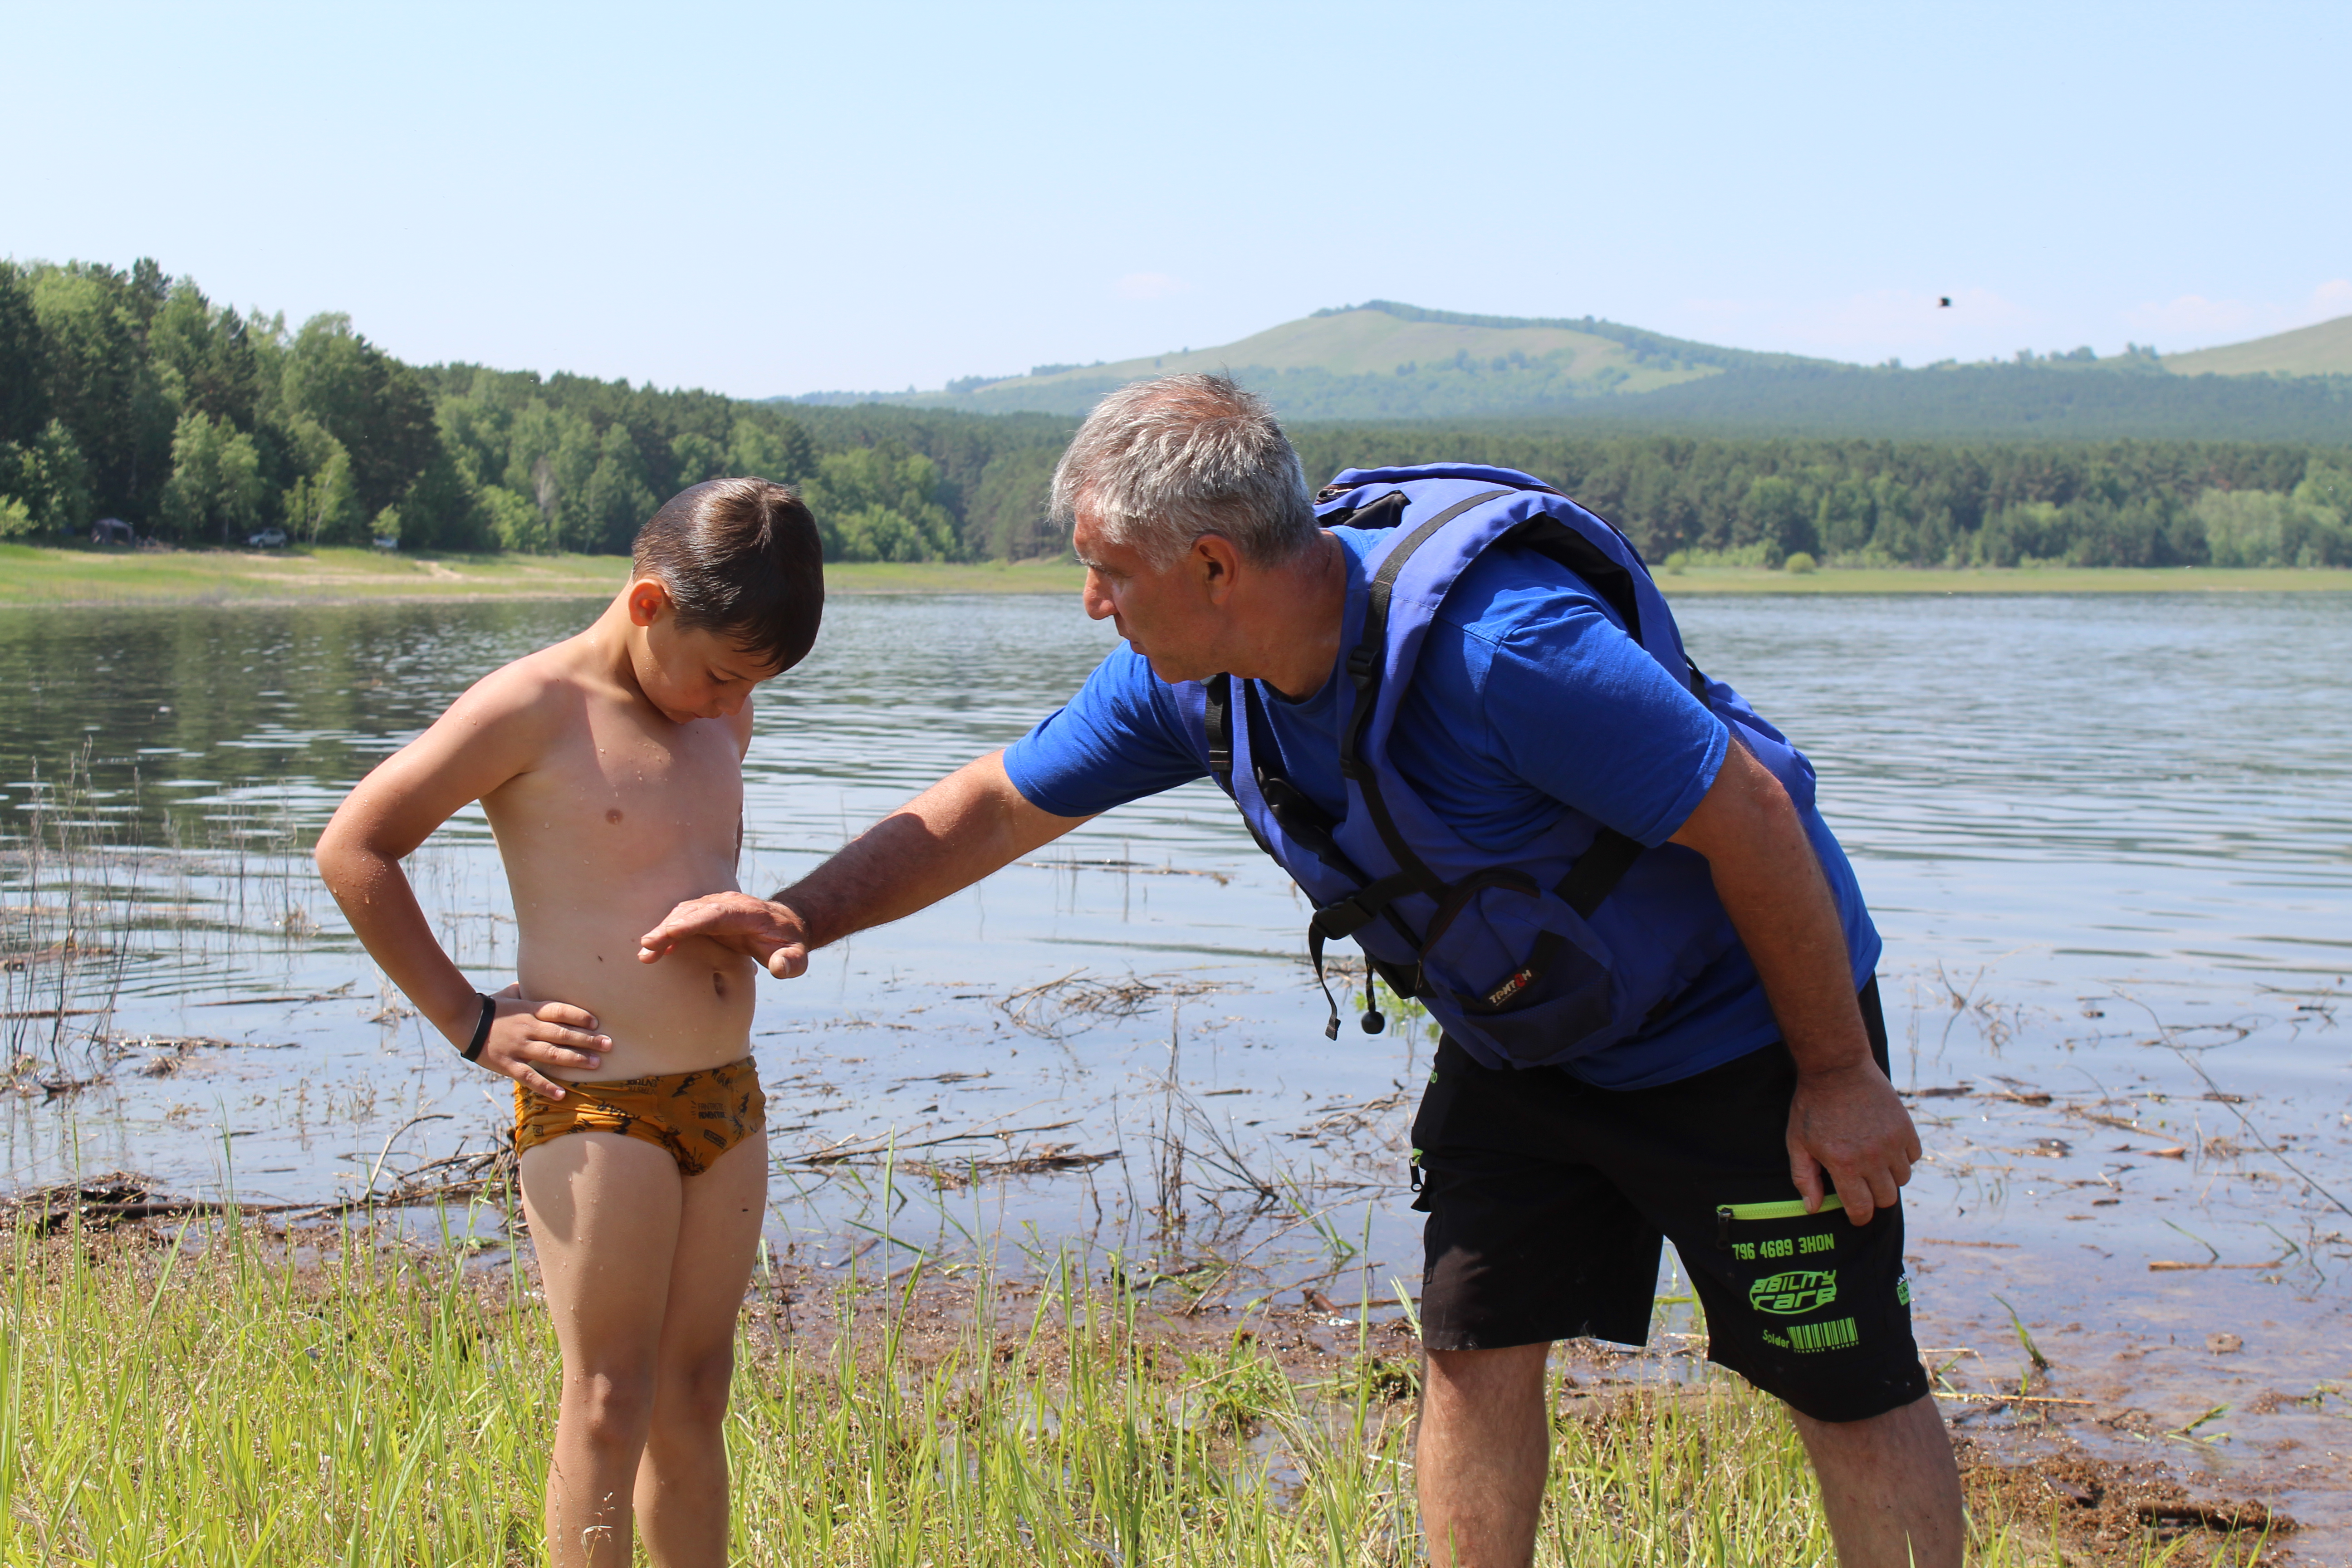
[801,301,1830,421]
[1533,360,2352,443]
[792,300,2351,442]
[2161,313,2352,377]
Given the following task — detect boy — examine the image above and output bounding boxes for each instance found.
[315,478,822,1567]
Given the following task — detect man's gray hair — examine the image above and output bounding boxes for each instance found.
[1051,374,1318,568]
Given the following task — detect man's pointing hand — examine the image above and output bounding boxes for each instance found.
[638,892,811,979]
[638,753,1083,985]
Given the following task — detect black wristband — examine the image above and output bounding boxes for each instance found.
[461,992,495,1062]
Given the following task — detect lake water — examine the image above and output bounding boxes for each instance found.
[3,589,2348,1542]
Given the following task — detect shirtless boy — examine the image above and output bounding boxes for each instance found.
[315,478,822,1566]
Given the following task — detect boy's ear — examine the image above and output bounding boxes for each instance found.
[626,576,672,628]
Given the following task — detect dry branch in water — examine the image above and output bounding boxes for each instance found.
[1017,855,1232,885]
[902,1144,1119,1190]
[992,969,1236,1040]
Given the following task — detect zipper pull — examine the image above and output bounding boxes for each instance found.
[1715,1205,1734,1250]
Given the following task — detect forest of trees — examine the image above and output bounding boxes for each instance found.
[3,258,2345,568]
[0,259,1066,562]
[1285,427,2352,568]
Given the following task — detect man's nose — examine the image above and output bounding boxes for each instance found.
[1080,572,1115,621]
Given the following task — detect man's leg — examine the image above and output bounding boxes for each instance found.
[1416,1342,1552,1568]
[1790,1393,1964,1568]
[521,1132,685,1568]
[634,1129,767,1568]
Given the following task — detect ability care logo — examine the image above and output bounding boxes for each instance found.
[1749,1269,1838,1316]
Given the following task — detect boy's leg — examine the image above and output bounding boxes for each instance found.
[521,1133,685,1568]
[635,1128,768,1568]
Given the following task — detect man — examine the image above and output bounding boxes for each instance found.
[637,375,1963,1567]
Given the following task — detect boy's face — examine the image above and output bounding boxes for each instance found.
[625,578,783,723]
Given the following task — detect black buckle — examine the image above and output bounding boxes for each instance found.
[1311,896,1377,941]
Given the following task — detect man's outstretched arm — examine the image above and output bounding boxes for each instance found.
[1668,741,1921,1225]
[637,750,1089,979]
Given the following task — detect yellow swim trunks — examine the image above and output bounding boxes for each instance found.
[513,1057,764,1177]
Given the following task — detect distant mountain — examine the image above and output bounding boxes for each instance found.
[796,301,1831,421]
[1536,359,2352,443]
[2161,313,2352,377]
[784,299,2352,443]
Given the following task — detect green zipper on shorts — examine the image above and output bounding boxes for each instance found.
[1714,1191,1843,1247]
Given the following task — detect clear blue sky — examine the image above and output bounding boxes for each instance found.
[6,0,2344,399]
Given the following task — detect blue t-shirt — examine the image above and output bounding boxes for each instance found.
[1004,526,1881,1088]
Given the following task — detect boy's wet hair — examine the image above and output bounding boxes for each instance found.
[632,478,824,671]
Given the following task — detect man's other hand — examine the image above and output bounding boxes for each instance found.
[638,891,811,979]
[1785,1061,1920,1225]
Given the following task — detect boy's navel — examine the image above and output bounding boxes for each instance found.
[606,808,623,824]
[712,971,726,999]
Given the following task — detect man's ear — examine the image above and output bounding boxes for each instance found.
[626,576,672,628]
[1193,534,1243,600]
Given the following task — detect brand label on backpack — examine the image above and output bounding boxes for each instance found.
[1484,967,1534,1007]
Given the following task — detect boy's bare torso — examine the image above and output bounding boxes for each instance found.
[480,638,757,1081]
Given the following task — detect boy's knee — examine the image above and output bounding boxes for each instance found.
[657,1346,737,1430]
[569,1369,658,1450]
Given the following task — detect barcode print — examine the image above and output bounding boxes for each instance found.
[1790,1317,1858,1353]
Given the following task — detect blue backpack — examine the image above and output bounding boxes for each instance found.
[1181,464,1818,1070]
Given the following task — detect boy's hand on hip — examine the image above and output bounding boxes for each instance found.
[1785,1061,1920,1226]
[476,983,611,1101]
[637,892,811,980]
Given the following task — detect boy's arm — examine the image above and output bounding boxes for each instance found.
[314,668,611,1100]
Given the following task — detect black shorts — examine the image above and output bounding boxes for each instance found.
[1410,980,1927,1424]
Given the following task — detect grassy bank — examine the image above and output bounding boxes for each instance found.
[0,1215,2283,1566]
[1659,563,2352,594]
[0,544,1089,608]
[6,542,2347,608]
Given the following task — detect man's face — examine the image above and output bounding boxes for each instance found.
[1072,509,1221,684]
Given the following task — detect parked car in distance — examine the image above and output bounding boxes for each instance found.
[248,528,288,548]
[91,518,134,546]
[372,536,399,551]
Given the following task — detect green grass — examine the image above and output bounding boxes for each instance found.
[0,544,1088,607]
[0,1214,2274,1566]
[1656,563,2352,594]
[0,543,629,607]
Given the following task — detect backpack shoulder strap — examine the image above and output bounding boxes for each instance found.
[1555,825,1645,919]
[1340,487,1513,890]
[1203,671,1234,793]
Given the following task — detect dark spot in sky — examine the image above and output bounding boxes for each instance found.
[606,808,624,824]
